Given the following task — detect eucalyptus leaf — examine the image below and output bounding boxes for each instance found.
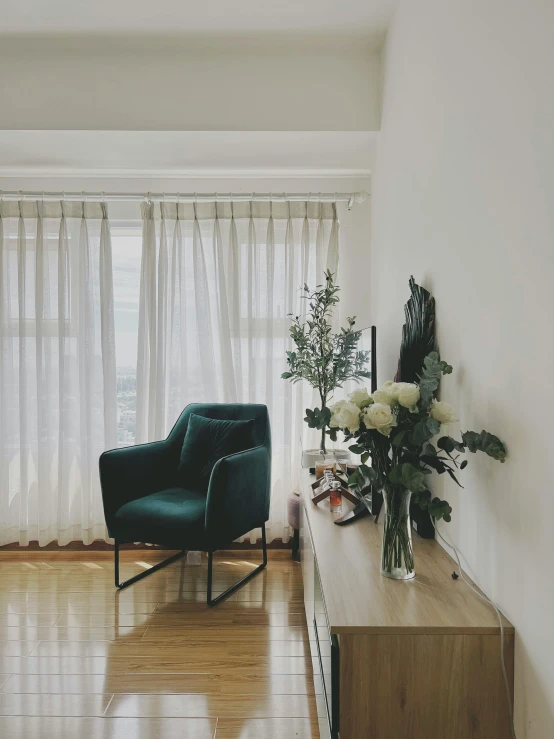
[400,463,428,493]
[437,436,466,454]
[348,470,359,487]
[389,463,427,493]
[444,467,463,488]
[391,430,407,447]
[412,417,440,446]
[428,497,453,522]
[461,430,507,463]
[389,465,404,486]
[420,454,447,473]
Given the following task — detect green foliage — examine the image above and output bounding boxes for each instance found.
[282,271,370,451]
[348,463,381,495]
[412,416,441,445]
[389,463,428,493]
[437,435,466,454]
[417,351,453,406]
[303,346,508,525]
[427,497,453,522]
[461,430,507,463]
[391,429,408,447]
[304,407,331,430]
[409,489,452,522]
[282,271,370,401]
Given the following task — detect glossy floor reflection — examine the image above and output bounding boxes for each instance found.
[0,550,324,738]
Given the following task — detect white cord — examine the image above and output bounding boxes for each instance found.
[432,519,516,739]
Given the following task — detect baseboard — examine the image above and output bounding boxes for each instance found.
[0,538,291,552]
[0,548,292,561]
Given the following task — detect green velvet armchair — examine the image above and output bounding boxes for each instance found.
[99,403,271,605]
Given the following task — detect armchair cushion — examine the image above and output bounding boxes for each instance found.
[112,487,207,549]
[178,413,254,492]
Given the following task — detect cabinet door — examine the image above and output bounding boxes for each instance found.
[300,502,315,627]
[314,560,340,739]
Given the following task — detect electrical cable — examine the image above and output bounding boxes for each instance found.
[432,519,516,739]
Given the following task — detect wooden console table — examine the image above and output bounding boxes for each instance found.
[299,469,514,739]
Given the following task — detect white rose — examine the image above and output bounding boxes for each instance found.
[348,387,372,409]
[363,402,397,436]
[330,400,361,434]
[329,399,347,428]
[383,380,399,396]
[430,399,457,424]
[372,381,398,406]
[396,382,420,409]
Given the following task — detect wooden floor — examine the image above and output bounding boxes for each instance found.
[0,550,324,738]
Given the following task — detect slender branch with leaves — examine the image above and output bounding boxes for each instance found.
[281,271,370,453]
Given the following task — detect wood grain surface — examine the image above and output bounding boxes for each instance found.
[0,551,320,739]
[301,469,514,635]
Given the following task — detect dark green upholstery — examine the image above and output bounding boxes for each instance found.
[100,403,271,552]
[113,488,208,550]
[178,413,255,492]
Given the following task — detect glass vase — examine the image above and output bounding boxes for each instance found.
[380,485,415,580]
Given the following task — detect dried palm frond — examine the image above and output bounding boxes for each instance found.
[395,277,436,383]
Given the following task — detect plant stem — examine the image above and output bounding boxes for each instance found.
[381,486,414,578]
[320,396,327,454]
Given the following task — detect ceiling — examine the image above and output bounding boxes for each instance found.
[0,131,376,177]
[0,0,398,39]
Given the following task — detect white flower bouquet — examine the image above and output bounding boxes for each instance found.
[306,352,507,579]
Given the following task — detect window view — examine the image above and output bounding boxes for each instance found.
[112,225,142,446]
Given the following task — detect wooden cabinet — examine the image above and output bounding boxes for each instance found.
[314,557,340,738]
[300,500,314,628]
[300,502,335,739]
[299,470,514,739]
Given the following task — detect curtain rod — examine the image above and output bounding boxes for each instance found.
[0,190,369,208]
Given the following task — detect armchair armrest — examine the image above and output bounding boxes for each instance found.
[99,440,173,529]
[205,445,270,548]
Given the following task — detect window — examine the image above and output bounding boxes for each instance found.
[112,224,142,446]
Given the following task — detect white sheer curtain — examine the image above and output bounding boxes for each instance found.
[136,199,339,542]
[0,201,117,546]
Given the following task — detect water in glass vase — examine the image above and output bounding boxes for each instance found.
[380,486,415,580]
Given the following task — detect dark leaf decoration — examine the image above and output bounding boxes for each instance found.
[461,430,507,463]
[395,276,436,383]
[437,436,466,454]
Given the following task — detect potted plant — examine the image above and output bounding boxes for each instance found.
[281,271,371,462]
[308,351,507,579]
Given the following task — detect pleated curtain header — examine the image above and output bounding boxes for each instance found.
[141,200,338,221]
[0,201,108,219]
[1,200,338,221]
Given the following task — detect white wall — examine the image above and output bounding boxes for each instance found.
[371,1,554,735]
[0,35,381,131]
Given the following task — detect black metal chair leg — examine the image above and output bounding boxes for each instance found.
[114,540,120,588]
[114,541,187,590]
[207,523,268,606]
